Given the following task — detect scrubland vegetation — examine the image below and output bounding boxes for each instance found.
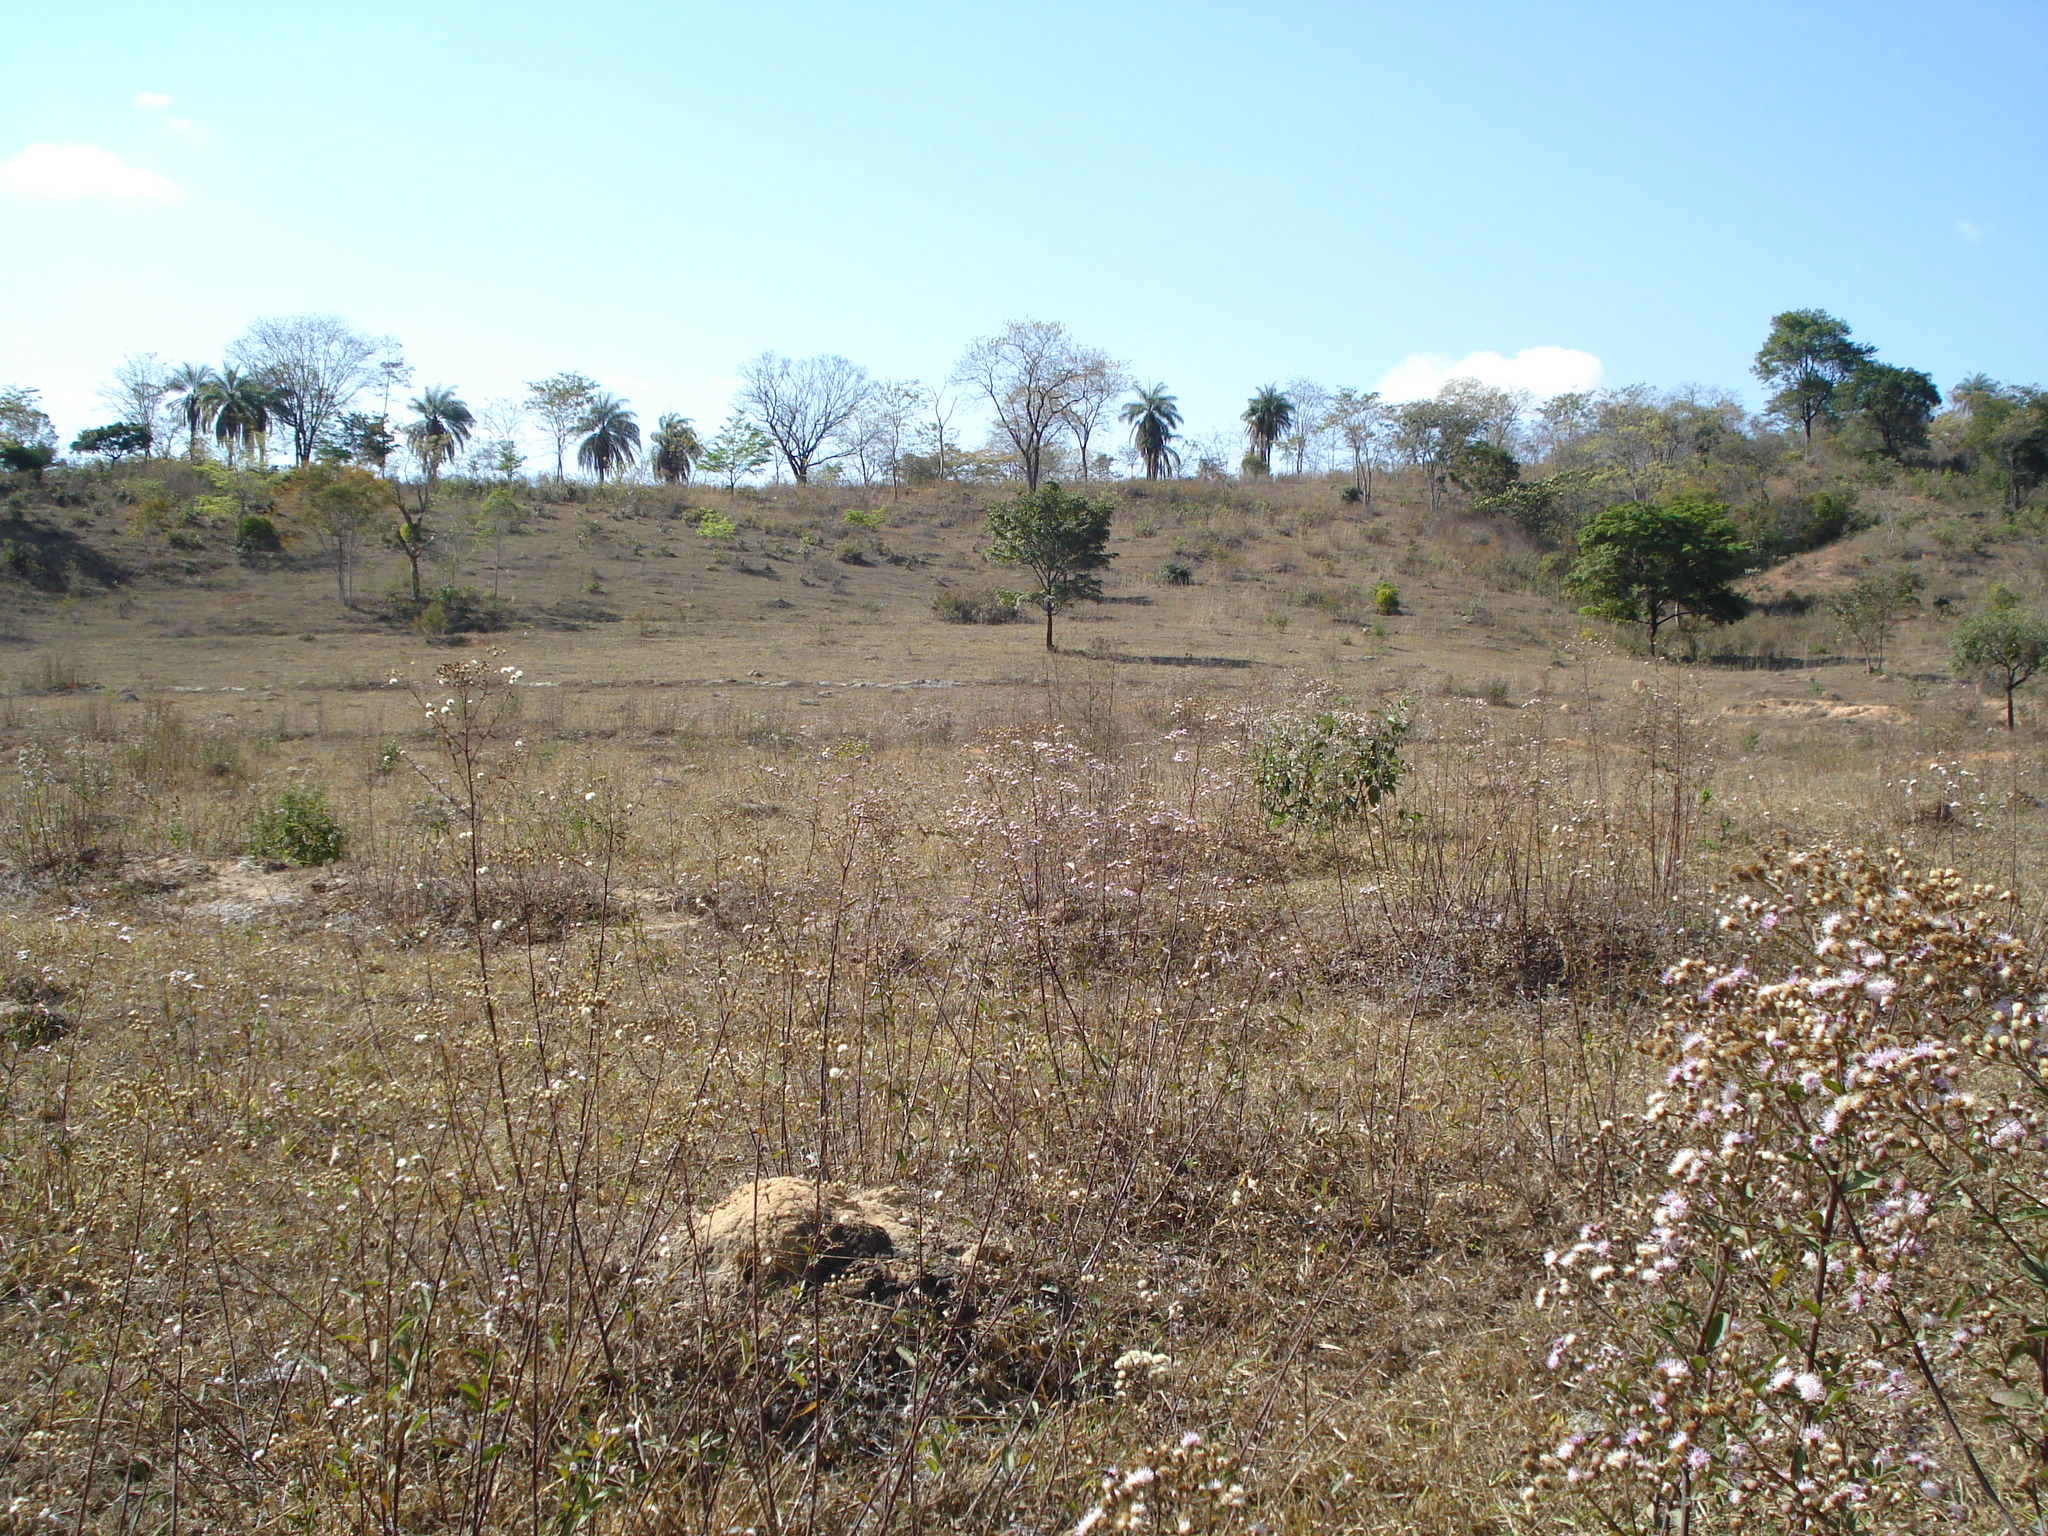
[2,309,2048,1532]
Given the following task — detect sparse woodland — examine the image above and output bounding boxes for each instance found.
[1,312,2047,1533]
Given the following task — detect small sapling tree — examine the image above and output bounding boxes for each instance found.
[1827,570,1920,673]
[1567,496,1750,657]
[983,481,1115,651]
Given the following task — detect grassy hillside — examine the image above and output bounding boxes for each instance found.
[1,459,2045,1533]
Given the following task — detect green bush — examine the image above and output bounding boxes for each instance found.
[842,509,886,530]
[399,585,510,635]
[1162,561,1193,586]
[1248,705,1408,828]
[247,788,345,866]
[931,586,1022,624]
[1373,581,1401,615]
[235,514,283,553]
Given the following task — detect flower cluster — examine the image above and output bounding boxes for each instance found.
[1528,846,2048,1533]
[1073,1432,1251,1536]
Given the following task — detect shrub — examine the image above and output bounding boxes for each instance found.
[235,514,283,554]
[930,586,1022,624]
[1737,488,1869,562]
[246,787,345,866]
[1373,581,1401,615]
[1163,561,1194,586]
[1531,847,2048,1533]
[842,509,885,530]
[1339,484,1364,504]
[695,510,737,540]
[400,585,509,636]
[1248,704,1407,827]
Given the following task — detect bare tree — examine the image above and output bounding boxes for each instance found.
[1060,351,1131,481]
[97,353,174,459]
[952,320,1092,490]
[524,373,598,481]
[1322,388,1385,501]
[837,379,927,494]
[229,314,390,465]
[1282,378,1332,476]
[736,352,874,484]
[918,384,961,482]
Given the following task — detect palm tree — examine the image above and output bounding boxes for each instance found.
[165,363,218,460]
[405,386,475,472]
[1241,385,1295,474]
[202,367,275,469]
[1120,384,1182,481]
[650,414,702,485]
[576,394,641,485]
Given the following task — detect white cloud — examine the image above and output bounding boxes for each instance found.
[1375,345,1605,402]
[1956,219,1986,244]
[133,92,173,109]
[0,142,182,202]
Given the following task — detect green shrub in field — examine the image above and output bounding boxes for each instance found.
[842,509,885,530]
[1163,561,1193,586]
[247,788,345,866]
[235,514,283,554]
[1373,581,1401,615]
[1249,705,1408,827]
[931,586,1022,624]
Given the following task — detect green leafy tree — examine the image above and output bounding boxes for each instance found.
[698,412,774,498]
[1835,362,1940,458]
[984,481,1116,651]
[574,394,640,485]
[650,414,702,484]
[0,444,54,480]
[69,423,152,461]
[322,411,397,473]
[1567,496,1751,657]
[1240,385,1295,473]
[1448,439,1520,498]
[1752,309,1871,440]
[1949,376,2048,512]
[467,486,528,597]
[1951,602,2048,729]
[393,386,474,603]
[1120,383,1182,480]
[282,463,386,607]
[0,385,56,451]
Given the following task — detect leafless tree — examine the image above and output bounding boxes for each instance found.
[917,384,962,482]
[836,379,927,493]
[1321,388,1386,501]
[952,320,1093,489]
[736,352,874,484]
[97,353,174,458]
[1282,378,1332,476]
[1060,351,1131,481]
[229,314,390,465]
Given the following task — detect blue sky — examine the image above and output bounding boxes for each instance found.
[3,0,2043,450]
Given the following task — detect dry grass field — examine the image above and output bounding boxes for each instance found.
[1,464,2045,1533]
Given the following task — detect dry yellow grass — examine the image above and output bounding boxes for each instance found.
[0,469,2044,1532]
